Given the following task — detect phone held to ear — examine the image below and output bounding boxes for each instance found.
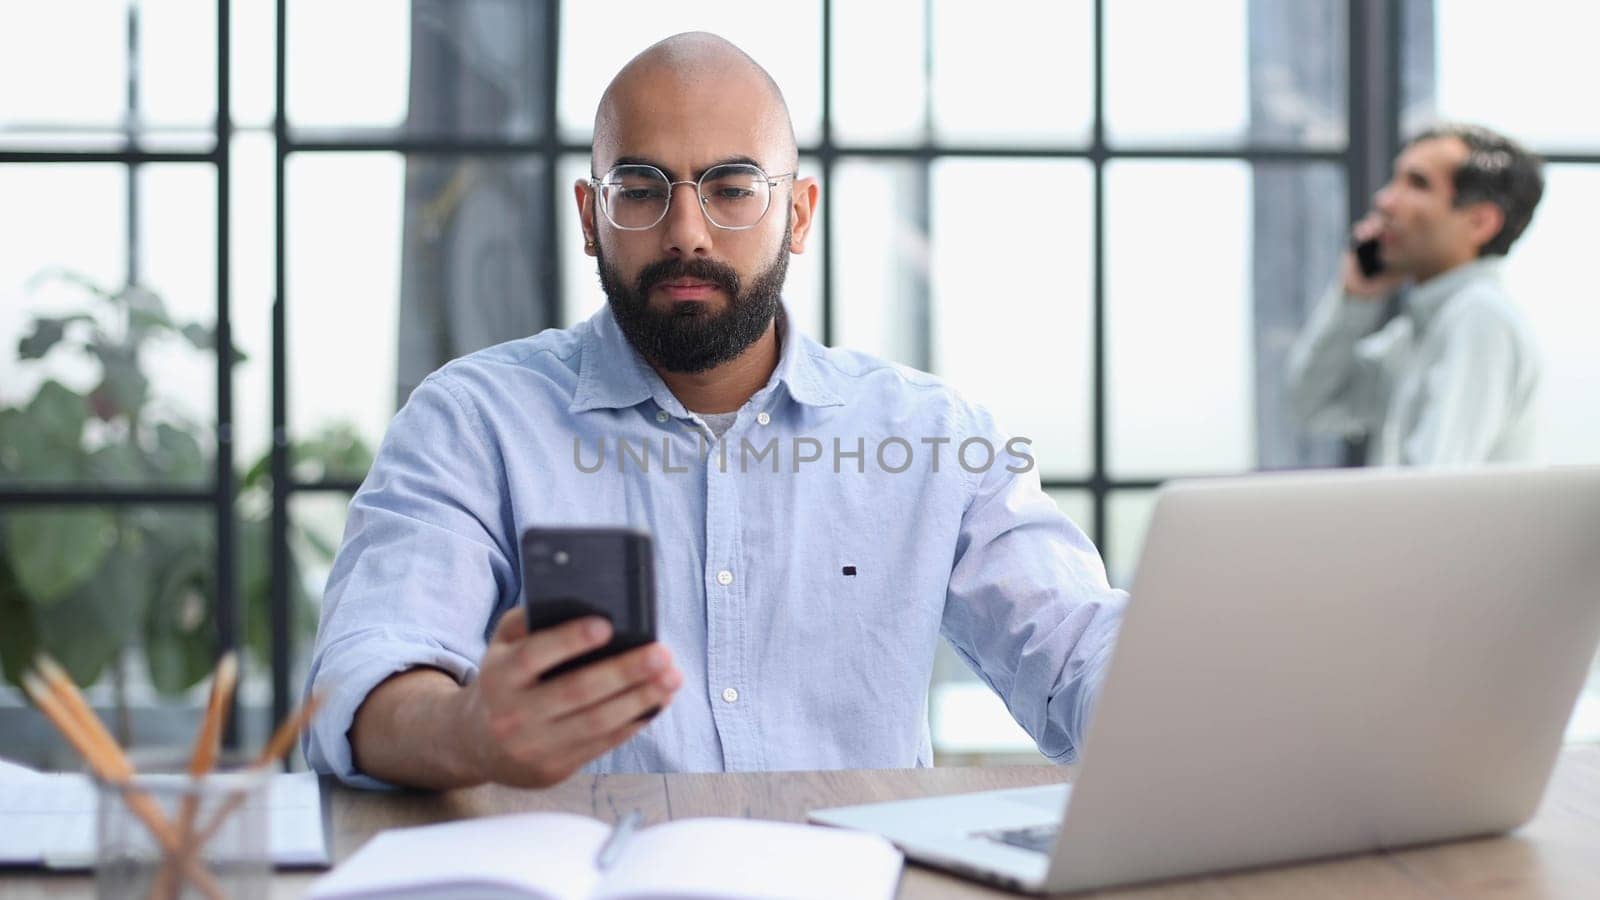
[1353,235,1385,279]
[521,527,658,682]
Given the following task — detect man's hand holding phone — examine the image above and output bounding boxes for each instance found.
[1343,214,1407,300]
[458,607,681,788]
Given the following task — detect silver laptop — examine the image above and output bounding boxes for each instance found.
[811,466,1600,894]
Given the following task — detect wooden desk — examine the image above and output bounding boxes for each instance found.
[10,744,1599,899]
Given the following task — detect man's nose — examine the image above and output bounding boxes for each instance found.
[660,182,712,258]
[1373,184,1395,214]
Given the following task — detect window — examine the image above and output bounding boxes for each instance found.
[5,0,1595,765]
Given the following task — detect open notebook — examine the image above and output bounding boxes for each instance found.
[0,757,329,869]
[308,811,903,900]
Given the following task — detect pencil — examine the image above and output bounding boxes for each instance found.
[153,652,238,900]
[187,692,325,852]
[26,660,228,900]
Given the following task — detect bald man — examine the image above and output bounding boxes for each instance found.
[302,33,1125,789]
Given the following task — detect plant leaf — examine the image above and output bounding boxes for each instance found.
[87,440,150,483]
[90,345,149,422]
[144,550,216,693]
[26,380,89,448]
[18,318,67,360]
[152,423,207,483]
[0,554,41,689]
[34,536,150,687]
[0,409,79,482]
[27,268,114,300]
[238,515,273,669]
[181,323,214,349]
[121,284,168,316]
[2,508,116,605]
[294,423,375,482]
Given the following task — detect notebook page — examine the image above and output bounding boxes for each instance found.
[308,812,609,900]
[0,757,46,784]
[0,771,329,868]
[595,818,903,900]
[0,772,96,866]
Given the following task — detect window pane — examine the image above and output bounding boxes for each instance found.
[285,153,404,461]
[832,0,926,145]
[0,505,216,695]
[1255,163,1348,471]
[558,2,823,146]
[1417,0,1600,151]
[1,164,220,487]
[931,159,1092,479]
[833,158,930,367]
[137,163,220,453]
[287,1,409,135]
[231,0,277,129]
[231,134,278,473]
[1105,0,1345,148]
[289,0,548,140]
[1046,489,1094,545]
[0,164,126,485]
[1498,165,1600,464]
[139,0,218,130]
[1106,488,1158,589]
[559,154,824,342]
[1106,161,1254,478]
[931,0,1092,146]
[287,153,546,473]
[0,4,126,130]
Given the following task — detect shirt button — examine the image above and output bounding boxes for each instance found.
[655,410,670,423]
[722,687,739,703]
[716,569,734,586]
[756,411,771,426]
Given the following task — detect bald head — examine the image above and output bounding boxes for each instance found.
[592,32,798,174]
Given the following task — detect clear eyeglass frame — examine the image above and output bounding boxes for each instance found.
[590,162,797,231]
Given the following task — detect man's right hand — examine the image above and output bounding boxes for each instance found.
[1341,214,1408,299]
[458,607,682,788]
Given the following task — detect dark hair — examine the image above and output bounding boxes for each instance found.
[1406,123,1545,257]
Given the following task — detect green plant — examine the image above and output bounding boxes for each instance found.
[0,271,371,696]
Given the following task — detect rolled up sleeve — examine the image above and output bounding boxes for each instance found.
[938,407,1126,764]
[300,372,516,788]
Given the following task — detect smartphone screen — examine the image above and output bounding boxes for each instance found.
[521,527,657,681]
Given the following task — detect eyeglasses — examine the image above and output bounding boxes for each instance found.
[591,163,796,231]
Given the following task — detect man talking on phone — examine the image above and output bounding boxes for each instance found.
[302,32,1124,789]
[1286,124,1545,465]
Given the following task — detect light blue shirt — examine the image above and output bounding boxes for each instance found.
[303,305,1125,788]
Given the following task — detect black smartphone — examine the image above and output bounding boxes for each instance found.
[1353,235,1384,279]
[520,527,657,681]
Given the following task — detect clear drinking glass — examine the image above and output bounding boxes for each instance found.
[94,757,270,900]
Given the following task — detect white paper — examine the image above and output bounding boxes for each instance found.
[596,818,903,900]
[0,769,327,869]
[307,813,901,900]
[308,812,610,900]
[0,756,46,784]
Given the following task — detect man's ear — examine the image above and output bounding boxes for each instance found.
[788,176,820,254]
[575,178,599,256]
[1464,200,1505,255]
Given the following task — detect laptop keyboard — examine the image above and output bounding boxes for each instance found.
[974,823,1060,855]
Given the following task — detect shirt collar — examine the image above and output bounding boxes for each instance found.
[570,303,843,415]
[1404,256,1503,334]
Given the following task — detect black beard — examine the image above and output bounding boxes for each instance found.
[597,221,790,374]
